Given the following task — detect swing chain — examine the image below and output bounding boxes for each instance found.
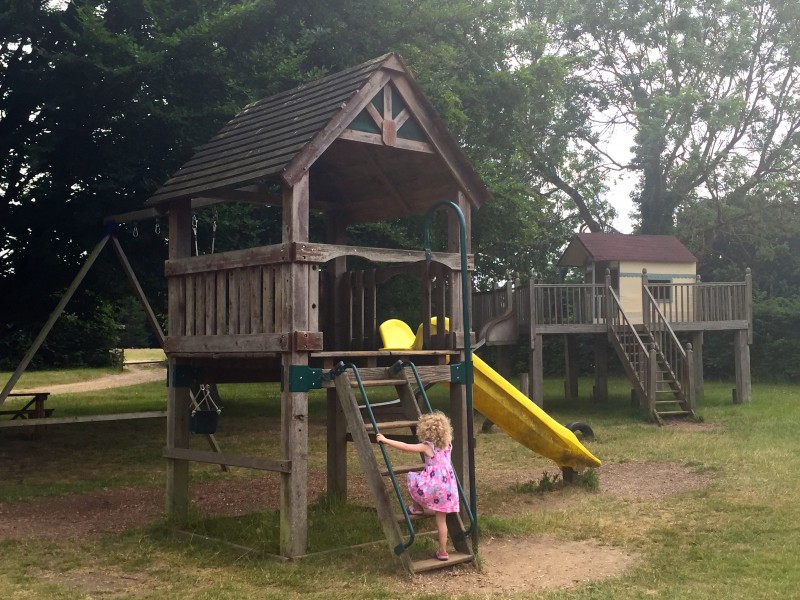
[132,223,138,238]
[154,218,161,235]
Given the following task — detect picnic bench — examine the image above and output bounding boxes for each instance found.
[0,392,53,420]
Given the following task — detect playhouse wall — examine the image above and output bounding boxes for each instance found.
[618,260,696,324]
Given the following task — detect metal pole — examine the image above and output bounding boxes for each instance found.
[422,200,476,536]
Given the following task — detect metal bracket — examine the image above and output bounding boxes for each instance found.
[288,366,324,392]
[450,362,466,384]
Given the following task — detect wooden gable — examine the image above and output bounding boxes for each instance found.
[146,53,491,223]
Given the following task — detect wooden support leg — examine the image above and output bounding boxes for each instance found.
[280,355,309,558]
[166,361,191,522]
[593,334,608,403]
[564,335,579,402]
[692,331,705,400]
[734,330,752,404]
[326,387,347,500]
[531,334,544,407]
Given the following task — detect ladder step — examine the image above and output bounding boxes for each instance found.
[656,410,692,417]
[365,420,418,431]
[411,552,474,573]
[351,379,408,387]
[382,464,424,476]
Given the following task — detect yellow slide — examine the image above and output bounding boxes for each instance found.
[378,319,600,470]
[472,354,601,470]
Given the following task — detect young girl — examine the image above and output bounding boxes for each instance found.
[376,410,459,561]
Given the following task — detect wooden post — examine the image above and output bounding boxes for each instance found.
[280,174,310,558]
[593,334,608,403]
[447,191,470,519]
[686,343,696,412]
[326,214,348,500]
[641,268,649,328]
[531,334,544,407]
[529,276,544,407]
[745,268,753,344]
[648,345,657,417]
[564,335,579,402]
[692,331,704,400]
[165,197,192,521]
[733,329,752,404]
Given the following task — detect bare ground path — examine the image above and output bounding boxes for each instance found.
[15,362,166,395]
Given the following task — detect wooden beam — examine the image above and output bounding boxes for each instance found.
[163,447,291,472]
[0,411,167,428]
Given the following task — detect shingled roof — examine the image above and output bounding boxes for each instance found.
[558,233,697,267]
[145,53,491,222]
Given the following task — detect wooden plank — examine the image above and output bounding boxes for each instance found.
[165,244,289,277]
[164,333,290,354]
[0,411,167,428]
[163,447,291,472]
[338,128,434,153]
[334,371,409,571]
[290,243,470,270]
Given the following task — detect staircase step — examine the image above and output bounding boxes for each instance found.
[655,400,683,405]
[365,420,418,432]
[656,410,693,417]
[411,552,474,573]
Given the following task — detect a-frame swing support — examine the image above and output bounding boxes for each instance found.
[0,222,165,411]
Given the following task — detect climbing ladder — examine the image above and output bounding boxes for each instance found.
[330,360,476,573]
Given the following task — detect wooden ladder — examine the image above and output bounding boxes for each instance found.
[331,361,475,574]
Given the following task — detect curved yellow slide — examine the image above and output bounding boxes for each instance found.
[378,319,600,470]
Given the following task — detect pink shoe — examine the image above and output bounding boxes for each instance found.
[434,550,449,561]
[407,504,424,516]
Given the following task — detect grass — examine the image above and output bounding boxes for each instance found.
[2,370,800,598]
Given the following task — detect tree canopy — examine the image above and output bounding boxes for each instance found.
[1,0,798,378]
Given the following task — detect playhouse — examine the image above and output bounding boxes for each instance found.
[473,232,753,422]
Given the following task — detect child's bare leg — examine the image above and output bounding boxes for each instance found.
[435,511,448,554]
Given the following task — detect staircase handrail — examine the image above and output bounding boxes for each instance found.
[606,288,651,389]
[643,286,690,396]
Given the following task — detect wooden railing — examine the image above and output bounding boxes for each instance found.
[164,245,305,353]
[472,285,511,336]
[645,281,748,324]
[531,283,607,327]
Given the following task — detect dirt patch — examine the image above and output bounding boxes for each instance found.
[598,461,712,500]
[411,536,635,596]
[3,367,714,594]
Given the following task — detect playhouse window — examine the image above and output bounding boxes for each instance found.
[648,278,672,301]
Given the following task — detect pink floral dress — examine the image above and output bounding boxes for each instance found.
[407,442,460,513]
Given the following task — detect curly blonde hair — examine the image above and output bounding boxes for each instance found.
[416,410,453,450]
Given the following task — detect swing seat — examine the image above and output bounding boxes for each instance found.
[190,410,219,434]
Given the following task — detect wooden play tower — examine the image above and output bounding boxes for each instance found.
[145,54,491,570]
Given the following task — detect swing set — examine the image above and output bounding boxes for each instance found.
[0,202,225,440]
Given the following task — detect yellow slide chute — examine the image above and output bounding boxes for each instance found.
[378,319,601,471]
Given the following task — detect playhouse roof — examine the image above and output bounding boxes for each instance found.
[558,232,697,267]
[145,53,491,223]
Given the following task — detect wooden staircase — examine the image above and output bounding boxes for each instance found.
[331,361,475,573]
[607,292,695,424]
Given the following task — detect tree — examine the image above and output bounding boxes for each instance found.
[546,0,800,237]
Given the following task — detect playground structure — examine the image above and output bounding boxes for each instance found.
[1,54,602,573]
[473,232,753,423]
[136,53,505,572]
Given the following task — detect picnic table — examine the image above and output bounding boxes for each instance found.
[0,392,53,419]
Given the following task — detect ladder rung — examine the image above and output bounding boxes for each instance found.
[382,464,424,476]
[656,410,692,417]
[365,420,418,431]
[351,379,408,387]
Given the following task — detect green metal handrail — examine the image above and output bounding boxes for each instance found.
[422,200,477,540]
[392,359,476,535]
